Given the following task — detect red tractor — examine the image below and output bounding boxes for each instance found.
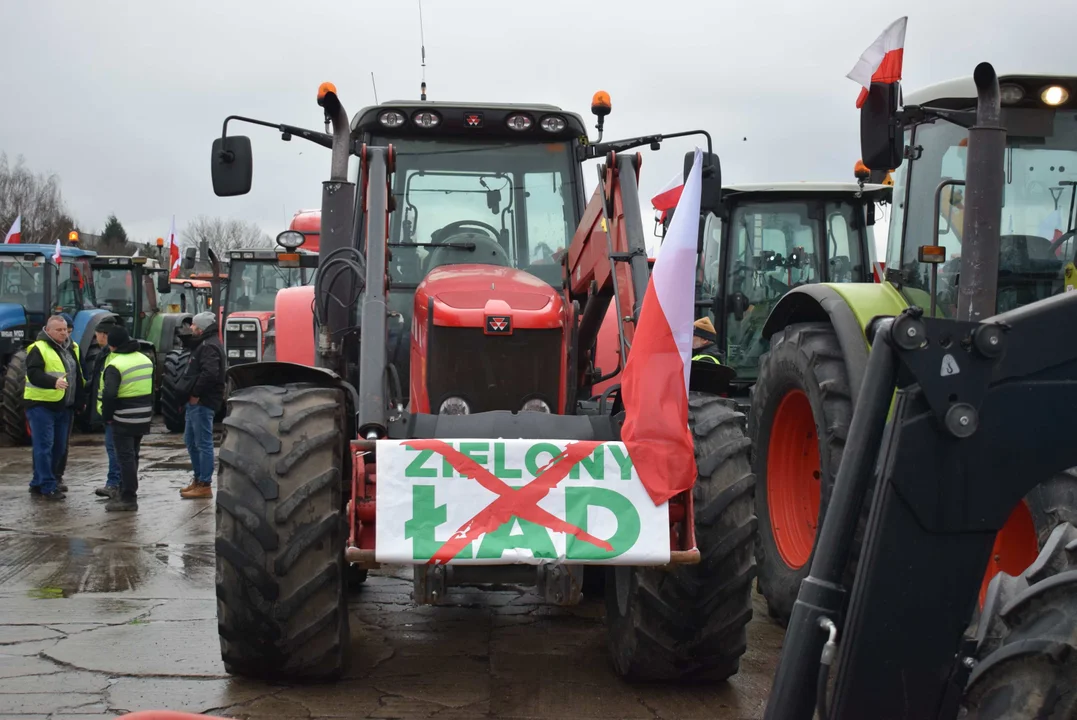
[209,86,746,683]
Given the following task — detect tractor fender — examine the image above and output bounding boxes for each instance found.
[157,313,194,352]
[274,286,316,366]
[760,282,910,406]
[227,361,358,436]
[73,309,112,352]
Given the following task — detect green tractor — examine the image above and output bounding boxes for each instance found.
[82,255,192,431]
[746,71,1077,628]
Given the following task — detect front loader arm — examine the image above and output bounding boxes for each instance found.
[567,151,652,388]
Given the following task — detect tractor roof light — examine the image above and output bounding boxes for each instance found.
[540,115,566,133]
[591,90,612,118]
[413,110,440,129]
[918,245,947,264]
[378,110,407,128]
[67,230,79,244]
[1041,85,1070,106]
[506,113,533,131]
[276,230,305,251]
[439,397,470,415]
[1000,83,1025,105]
[277,252,300,268]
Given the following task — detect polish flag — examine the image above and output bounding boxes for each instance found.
[620,148,703,506]
[3,215,20,244]
[651,171,685,225]
[847,17,908,109]
[167,215,180,278]
[52,239,62,264]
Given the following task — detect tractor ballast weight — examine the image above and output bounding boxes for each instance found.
[758,62,1077,719]
[209,87,758,683]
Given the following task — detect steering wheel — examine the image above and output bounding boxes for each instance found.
[432,220,501,244]
[1048,230,1077,259]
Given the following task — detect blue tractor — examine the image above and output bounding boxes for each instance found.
[0,243,115,445]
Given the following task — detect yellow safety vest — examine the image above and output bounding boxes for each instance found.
[97,351,154,416]
[692,352,721,365]
[24,340,81,402]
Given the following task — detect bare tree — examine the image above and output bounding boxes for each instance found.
[0,153,77,244]
[182,215,273,257]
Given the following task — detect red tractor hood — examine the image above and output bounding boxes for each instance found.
[419,264,563,330]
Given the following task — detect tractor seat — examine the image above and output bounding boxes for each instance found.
[1000,235,1062,275]
[425,232,510,273]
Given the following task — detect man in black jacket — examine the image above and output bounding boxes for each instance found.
[179,311,224,499]
[25,314,86,500]
[98,326,153,511]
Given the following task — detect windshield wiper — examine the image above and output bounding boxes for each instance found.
[388,242,476,251]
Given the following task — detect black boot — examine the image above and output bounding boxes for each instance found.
[105,495,137,512]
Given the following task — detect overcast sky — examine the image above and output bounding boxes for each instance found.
[1,0,1071,258]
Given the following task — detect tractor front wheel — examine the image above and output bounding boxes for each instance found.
[605,392,756,682]
[160,349,190,433]
[1,350,30,446]
[215,382,350,682]
[961,521,1077,717]
[749,322,854,626]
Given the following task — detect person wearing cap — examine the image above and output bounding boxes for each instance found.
[53,312,81,490]
[691,316,724,365]
[89,316,123,499]
[98,325,154,511]
[25,313,85,500]
[178,311,224,499]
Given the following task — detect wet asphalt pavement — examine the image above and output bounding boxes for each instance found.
[0,421,783,720]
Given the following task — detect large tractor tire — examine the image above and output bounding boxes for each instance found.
[749,322,853,625]
[1,350,29,446]
[160,348,190,433]
[751,322,1077,625]
[961,521,1077,718]
[215,383,350,682]
[605,392,756,682]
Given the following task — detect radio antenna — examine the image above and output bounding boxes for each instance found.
[418,0,427,101]
[371,72,379,104]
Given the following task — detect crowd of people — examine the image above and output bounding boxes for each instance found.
[25,311,226,511]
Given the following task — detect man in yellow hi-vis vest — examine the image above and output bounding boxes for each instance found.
[691,316,723,365]
[26,314,85,500]
[98,325,154,511]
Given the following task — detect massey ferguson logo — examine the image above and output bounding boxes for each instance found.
[485,315,511,335]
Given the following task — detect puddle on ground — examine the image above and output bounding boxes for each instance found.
[0,532,214,597]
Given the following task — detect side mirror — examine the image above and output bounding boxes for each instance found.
[156,272,170,295]
[860,82,904,173]
[686,151,722,214]
[183,246,197,270]
[211,135,254,197]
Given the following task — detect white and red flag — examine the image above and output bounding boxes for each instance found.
[167,215,180,278]
[620,148,703,506]
[847,17,908,108]
[650,170,685,226]
[52,239,62,264]
[3,215,21,244]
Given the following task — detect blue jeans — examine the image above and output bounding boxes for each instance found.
[104,424,121,488]
[27,406,72,494]
[184,403,215,484]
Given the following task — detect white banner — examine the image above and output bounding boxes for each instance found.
[374,438,671,565]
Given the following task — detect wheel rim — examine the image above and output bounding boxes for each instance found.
[767,389,821,570]
[978,499,1039,608]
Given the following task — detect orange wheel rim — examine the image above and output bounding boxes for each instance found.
[979,500,1039,608]
[767,389,822,570]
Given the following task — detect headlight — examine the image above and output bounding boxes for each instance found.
[227,349,240,358]
[999,83,1025,105]
[378,110,406,128]
[242,323,257,332]
[243,349,256,358]
[540,115,566,133]
[1041,85,1070,106]
[439,397,470,415]
[506,113,533,131]
[522,398,550,413]
[413,110,440,128]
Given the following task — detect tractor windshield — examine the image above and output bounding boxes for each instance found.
[156,285,196,314]
[93,266,148,330]
[0,255,46,310]
[889,110,1077,314]
[377,138,579,288]
[717,198,867,381]
[225,260,312,313]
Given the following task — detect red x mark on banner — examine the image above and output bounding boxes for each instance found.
[401,438,615,565]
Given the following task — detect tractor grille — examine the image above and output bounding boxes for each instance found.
[426,326,562,414]
[224,320,262,368]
